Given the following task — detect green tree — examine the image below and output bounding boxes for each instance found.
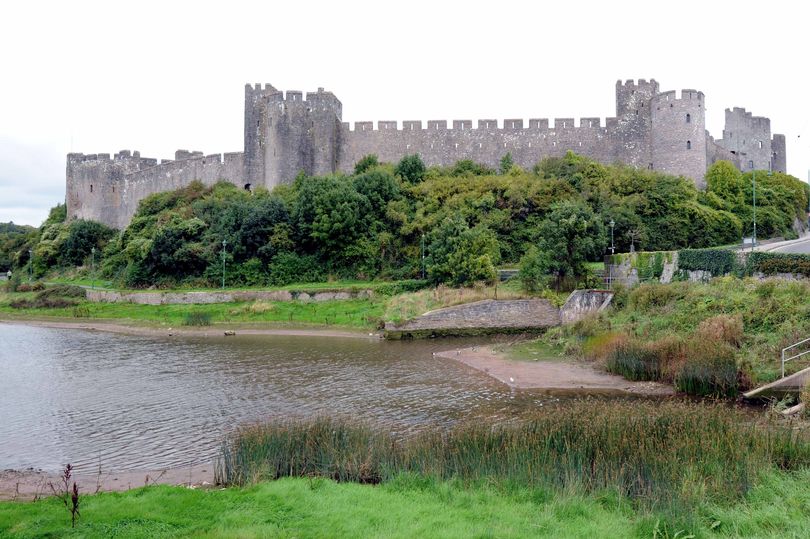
[354,154,379,175]
[706,161,744,209]
[499,153,514,175]
[535,200,606,289]
[58,219,116,267]
[426,217,500,285]
[395,154,426,183]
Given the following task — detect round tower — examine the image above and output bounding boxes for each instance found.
[650,89,707,186]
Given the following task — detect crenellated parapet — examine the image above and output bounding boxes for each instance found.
[67,78,787,229]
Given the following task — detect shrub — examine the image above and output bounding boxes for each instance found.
[39,285,87,299]
[182,311,212,326]
[677,249,738,276]
[696,314,744,348]
[605,340,660,380]
[10,297,77,309]
[747,252,810,277]
[628,282,679,309]
[675,341,739,398]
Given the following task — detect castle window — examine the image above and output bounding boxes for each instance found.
[244,183,252,191]
[649,163,653,169]
[686,113,691,123]
[686,140,691,150]
[749,160,754,169]
[758,141,763,149]
[90,184,93,193]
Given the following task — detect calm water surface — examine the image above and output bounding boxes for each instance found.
[0,324,558,473]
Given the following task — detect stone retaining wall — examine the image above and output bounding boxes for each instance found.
[86,289,373,305]
[384,299,561,339]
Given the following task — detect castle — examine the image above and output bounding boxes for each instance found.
[66,79,786,229]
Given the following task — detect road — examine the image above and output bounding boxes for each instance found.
[769,237,810,254]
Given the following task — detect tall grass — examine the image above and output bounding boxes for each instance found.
[216,401,810,516]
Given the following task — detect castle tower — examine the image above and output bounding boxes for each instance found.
[650,89,707,186]
[244,83,278,187]
[613,79,659,167]
[720,107,774,172]
[244,85,342,189]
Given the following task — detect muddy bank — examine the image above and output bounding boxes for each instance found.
[436,346,673,396]
[0,318,378,340]
[0,464,214,501]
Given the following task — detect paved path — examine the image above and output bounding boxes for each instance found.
[766,236,810,254]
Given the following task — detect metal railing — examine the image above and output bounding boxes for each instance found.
[782,337,810,378]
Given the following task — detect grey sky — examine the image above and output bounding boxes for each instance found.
[1,0,807,226]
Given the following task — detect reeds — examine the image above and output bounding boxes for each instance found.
[216,401,810,514]
[182,311,212,326]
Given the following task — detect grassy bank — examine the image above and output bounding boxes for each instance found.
[216,402,810,530]
[0,287,386,330]
[515,277,810,395]
[3,471,810,538]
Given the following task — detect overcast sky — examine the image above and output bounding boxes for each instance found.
[1,0,807,226]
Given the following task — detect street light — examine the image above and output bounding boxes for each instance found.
[91,247,96,289]
[221,240,227,289]
[609,220,615,255]
[420,233,425,280]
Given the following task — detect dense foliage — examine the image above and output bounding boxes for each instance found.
[0,222,36,272]
[6,152,808,288]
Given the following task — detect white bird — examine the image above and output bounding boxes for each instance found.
[509,377,515,383]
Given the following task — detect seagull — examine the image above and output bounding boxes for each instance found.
[509,377,515,383]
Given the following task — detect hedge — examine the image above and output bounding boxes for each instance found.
[677,249,738,277]
[746,252,810,277]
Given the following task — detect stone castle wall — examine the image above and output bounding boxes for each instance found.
[66,79,787,229]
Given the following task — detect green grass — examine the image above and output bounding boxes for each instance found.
[216,403,810,521]
[45,275,421,294]
[3,471,810,538]
[0,293,385,330]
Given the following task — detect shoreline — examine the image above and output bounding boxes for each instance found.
[0,317,380,339]
[0,464,214,502]
[436,346,674,396]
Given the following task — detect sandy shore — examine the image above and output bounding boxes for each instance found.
[436,346,673,395]
[0,464,214,501]
[0,318,379,340]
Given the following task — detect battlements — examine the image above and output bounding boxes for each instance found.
[725,107,771,128]
[68,78,786,230]
[342,117,612,133]
[652,89,705,104]
[617,78,659,89]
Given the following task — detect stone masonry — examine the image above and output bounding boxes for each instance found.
[67,79,787,229]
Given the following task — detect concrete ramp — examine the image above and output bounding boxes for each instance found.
[743,366,810,399]
[384,299,560,339]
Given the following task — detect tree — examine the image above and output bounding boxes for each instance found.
[426,217,500,285]
[395,154,426,183]
[535,200,606,289]
[354,154,379,175]
[58,219,116,267]
[499,153,514,175]
[706,161,744,209]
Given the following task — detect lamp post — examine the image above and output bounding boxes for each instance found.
[221,240,227,289]
[91,247,96,289]
[28,249,32,282]
[609,220,615,255]
[420,233,425,280]
[752,169,757,251]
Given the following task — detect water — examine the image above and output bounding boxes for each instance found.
[0,324,557,473]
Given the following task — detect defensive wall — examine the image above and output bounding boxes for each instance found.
[67,79,787,229]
